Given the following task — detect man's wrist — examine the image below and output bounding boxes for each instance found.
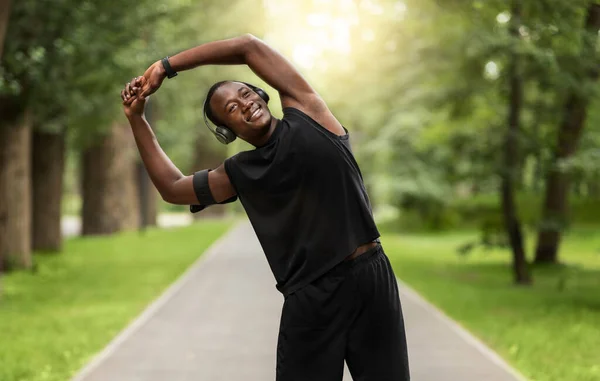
[160,57,178,79]
[126,112,145,121]
[155,60,167,79]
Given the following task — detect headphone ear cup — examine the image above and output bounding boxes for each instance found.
[215,125,237,144]
[242,82,270,104]
[255,88,270,103]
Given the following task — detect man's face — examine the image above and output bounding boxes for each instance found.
[209,82,272,141]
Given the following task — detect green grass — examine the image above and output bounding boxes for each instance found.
[0,220,231,381]
[383,228,600,381]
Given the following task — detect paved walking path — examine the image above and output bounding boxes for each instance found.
[71,221,526,381]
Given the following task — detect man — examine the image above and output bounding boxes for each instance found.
[121,34,410,381]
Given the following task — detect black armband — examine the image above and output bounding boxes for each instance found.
[189,169,238,213]
[192,169,216,206]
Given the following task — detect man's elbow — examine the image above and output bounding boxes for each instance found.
[159,187,184,205]
[241,33,257,43]
[161,193,189,206]
[240,33,260,55]
[160,190,176,205]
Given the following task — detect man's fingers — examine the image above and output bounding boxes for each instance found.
[122,77,146,105]
[126,82,132,98]
[126,95,137,105]
[121,89,131,104]
[130,77,144,93]
[134,76,144,87]
[129,78,138,95]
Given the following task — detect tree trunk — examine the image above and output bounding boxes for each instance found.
[0,0,11,59]
[81,122,140,236]
[31,130,65,252]
[501,0,531,285]
[0,112,32,270]
[0,130,5,272]
[190,134,228,218]
[535,4,600,264]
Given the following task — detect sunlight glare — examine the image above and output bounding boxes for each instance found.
[484,61,499,80]
[360,0,384,15]
[385,40,397,52]
[362,29,375,42]
[394,1,407,19]
[331,18,352,54]
[264,0,389,72]
[307,13,329,27]
[496,11,510,24]
[293,44,318,69]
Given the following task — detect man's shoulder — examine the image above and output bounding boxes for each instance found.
[282,106,349,141]
[225,149,252,167]
[282,106,310,124]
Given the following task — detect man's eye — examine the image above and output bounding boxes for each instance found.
[229,104,236,113]
[243,92,250,98]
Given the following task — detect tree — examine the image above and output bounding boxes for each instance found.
[535,3,600,264]
[0,0,10,58]
[0,111,32,270]
[0,0,12,271]
[0,0,168,260]
[81,122,141,235]
[0,0,36,269]
[31,130,65,251]
[501,0,531,284]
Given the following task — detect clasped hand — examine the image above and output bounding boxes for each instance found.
[120,61,167,117]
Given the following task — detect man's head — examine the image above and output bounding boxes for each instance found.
[204,81,272,144]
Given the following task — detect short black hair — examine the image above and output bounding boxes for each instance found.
[204,80,231,126]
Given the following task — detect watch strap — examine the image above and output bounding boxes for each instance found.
[161,56,178,79]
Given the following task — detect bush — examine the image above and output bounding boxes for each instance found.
[380,193,600,233]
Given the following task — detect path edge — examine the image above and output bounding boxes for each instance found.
[69,221,243,381]
[397,280,529,381]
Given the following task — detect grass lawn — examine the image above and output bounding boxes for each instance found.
[0,220,231,381]
[383,228,600,381]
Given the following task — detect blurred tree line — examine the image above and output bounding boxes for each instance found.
[0,0,264,272]
[1,0,599,286]
[311,0,600,284]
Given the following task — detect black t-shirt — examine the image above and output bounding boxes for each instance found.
[224,107,380,295]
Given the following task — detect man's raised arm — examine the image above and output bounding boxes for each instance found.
[139,34,320,111]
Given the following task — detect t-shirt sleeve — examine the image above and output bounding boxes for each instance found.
[223,155,241,194]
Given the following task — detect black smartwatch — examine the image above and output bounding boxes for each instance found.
[161,56,178,79]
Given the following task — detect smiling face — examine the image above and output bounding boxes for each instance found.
[209,81,273,142]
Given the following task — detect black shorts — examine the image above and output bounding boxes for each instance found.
[276,244,410,381]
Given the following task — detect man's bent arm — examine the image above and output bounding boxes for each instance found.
[165,34,319,110]
[126,114,235,204]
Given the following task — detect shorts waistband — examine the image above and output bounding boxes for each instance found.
[336,242,382,273]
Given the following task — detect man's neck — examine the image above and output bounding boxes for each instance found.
[252,117,279,148]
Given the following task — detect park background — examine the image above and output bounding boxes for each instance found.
[1,0,599,380]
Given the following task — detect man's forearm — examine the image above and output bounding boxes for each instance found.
[126,114,183,200]
[168,34,254,72]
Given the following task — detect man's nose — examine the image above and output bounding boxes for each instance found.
[242,99,254,111]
